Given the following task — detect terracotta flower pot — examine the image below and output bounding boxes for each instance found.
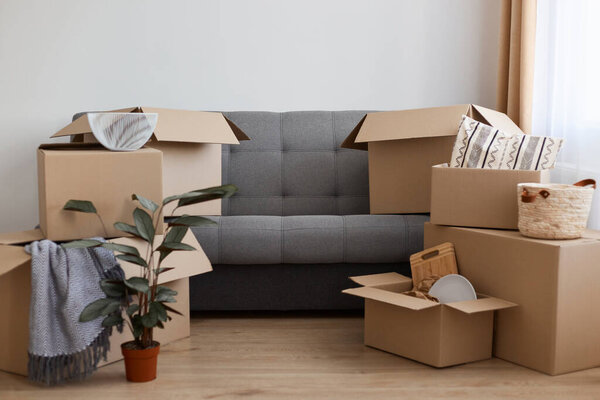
[121,341,160,382]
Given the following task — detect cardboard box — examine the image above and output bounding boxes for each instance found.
[37,143,164,241]
[342,104,525,214]
[52,107,250,216]
[343,272,516,368]
[430,164,551,229]
[0,228,211,376]
[424,223,600,375]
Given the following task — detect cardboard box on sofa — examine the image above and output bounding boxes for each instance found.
[343,272,516,368]
[341,104,525,214]
[51,107,250,216]
[37,143,164,241]
[0,229,211,376]
[424,223,600,375]
[430,164,551,229]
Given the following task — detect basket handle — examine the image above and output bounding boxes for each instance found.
[521,189,550,203]
[574,179,596,189]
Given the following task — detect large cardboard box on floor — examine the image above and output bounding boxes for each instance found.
[52,107,250,216]
[37,143,164,241]
[343,272,516,368]
[342,104,525,214]
[0,229,211,376]
[424,223,600,375]
[430,164,551,229]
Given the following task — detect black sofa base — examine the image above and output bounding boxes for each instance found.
[190,263,411,311]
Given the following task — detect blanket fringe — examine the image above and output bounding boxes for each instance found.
[28,327,113,385]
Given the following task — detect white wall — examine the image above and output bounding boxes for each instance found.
[0,0,501,232]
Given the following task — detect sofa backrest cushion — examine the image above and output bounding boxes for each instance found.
[222,111,370,216]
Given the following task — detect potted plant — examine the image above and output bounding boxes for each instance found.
[61,184,236,382]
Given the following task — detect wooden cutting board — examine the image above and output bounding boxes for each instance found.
[409,242,458,287]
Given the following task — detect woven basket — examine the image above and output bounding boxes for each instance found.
[518,179,596,239]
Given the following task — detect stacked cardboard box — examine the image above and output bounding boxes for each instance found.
[0,108,249,377]
[343,104,600,375]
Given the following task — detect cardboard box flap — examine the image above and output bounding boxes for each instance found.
[0,229,44,245]
[340,115,368,150]
[111,230,212,284]
[51,107,249,145]
[349,272,412,287]
[0,245,31,276]
[141,107,242,145]
[471,105,526,136]
[342,287,438,311]
[349,104,469,145]
[445,296,518,314]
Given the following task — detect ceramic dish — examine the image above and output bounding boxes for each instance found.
[428,274,477,304]
[87,112,158,151]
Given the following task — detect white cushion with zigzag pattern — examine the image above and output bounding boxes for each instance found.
[450,115,563,170]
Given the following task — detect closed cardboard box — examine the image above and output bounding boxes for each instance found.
[342,104,525,214]
[424,223,600,375]
[37,143,164,241]
[343,272,515,368]
[0,229,211,376]
[430,164,551,229]
[52,107,250,216]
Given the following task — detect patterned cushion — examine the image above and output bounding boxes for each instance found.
[450,115,563,170]
[222,111,370,216]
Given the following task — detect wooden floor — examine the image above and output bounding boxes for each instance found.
[2,313,600,399]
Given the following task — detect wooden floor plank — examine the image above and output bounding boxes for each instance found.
[1,313,599,399]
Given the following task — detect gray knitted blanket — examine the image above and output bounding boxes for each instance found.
[26,239,124,385]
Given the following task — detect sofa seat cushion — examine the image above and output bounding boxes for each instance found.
[191,214,428,265]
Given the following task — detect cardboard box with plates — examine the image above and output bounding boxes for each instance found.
[0,229,212,376]
[51,107,250,216]
[341,104,525,214]
[424,223,600,375]
[343,243,516,368]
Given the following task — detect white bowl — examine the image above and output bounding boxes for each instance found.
[428,274,477,304]
[87,112,158,151]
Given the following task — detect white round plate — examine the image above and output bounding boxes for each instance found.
[428,274,477,304]
[88,112,158,151]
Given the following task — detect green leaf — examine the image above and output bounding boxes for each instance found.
[126,304,140,317]
[156,320,165,329]
[132,194,158,213]
[155,267,174,275]
[133,207,154,242]
[101,314,124,328]
[141,309,158,328]
[116,254,148,268]
[150,302,167,322]
[100,279,126,297]
[157,242,196,252]
[80,298,113,322]
[124,277,150,294]
[157,286,178,296]
[162,303,183,316]
[165,226,187,244]
[101,242,140,257]
[61,239,102,249]
[155,286,178,303]
[162,185,237,206]
[63,199,97,214]
[168,215,217,228]
[131,315,144,338]
[113,222,142,238]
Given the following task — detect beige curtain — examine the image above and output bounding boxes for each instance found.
[496,0,537,133]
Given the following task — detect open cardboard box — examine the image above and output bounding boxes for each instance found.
[343,272,516,368]
[425,223,600,375]
[342,104,525,214]
[430,164,551,229]
[0,228,211,376]
[37,143,164,241]
[52,107,250,216]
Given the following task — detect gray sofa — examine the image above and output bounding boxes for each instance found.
[189,111,428,310]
